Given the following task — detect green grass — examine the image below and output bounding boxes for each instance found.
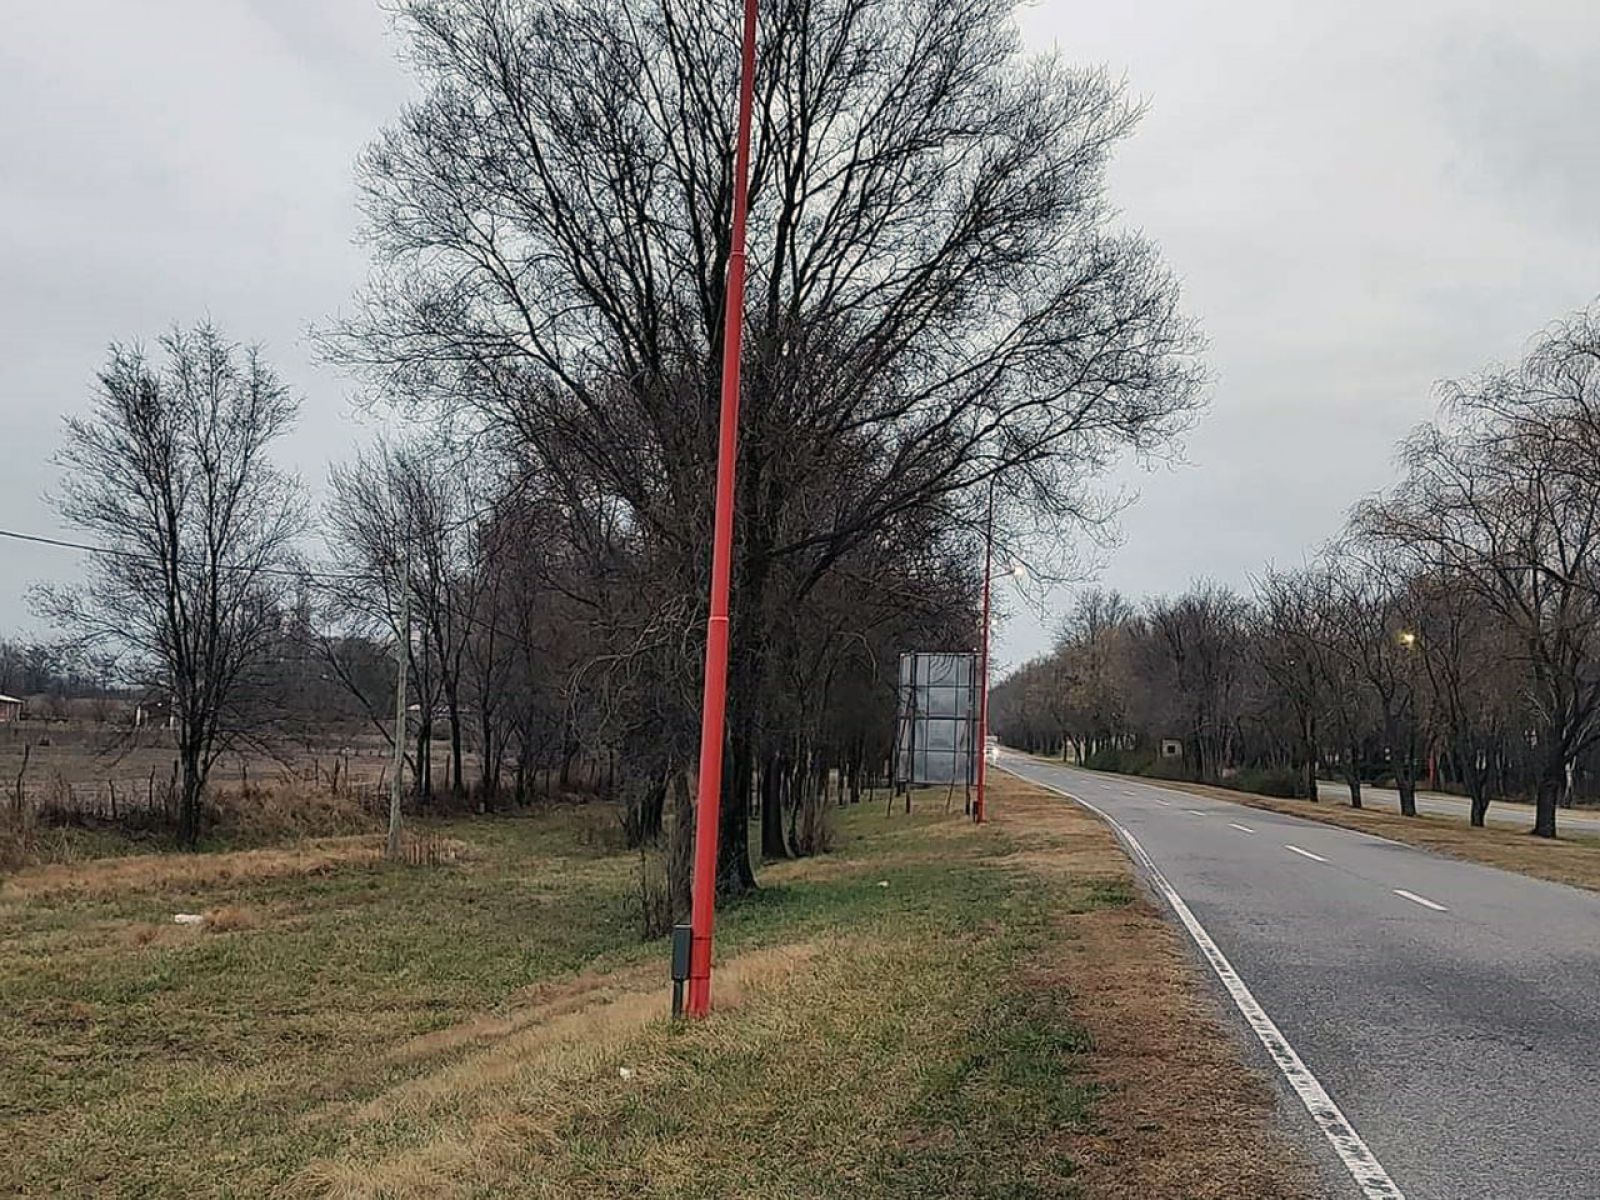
[2,795,1126,1198]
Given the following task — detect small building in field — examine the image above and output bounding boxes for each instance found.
[0,694,22,723]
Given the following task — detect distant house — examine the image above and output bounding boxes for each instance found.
[0,694,22,724]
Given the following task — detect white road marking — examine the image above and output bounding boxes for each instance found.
[1002,766,1407,1200]
[1185,809,1208,816]
[1393,889,1448,912]
[1154,798,1171,806]
[1229,822,1256,834]
[1286,844,1328,863]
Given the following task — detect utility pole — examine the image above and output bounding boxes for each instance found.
[684,0,759,1019]
[386,547,411,860]
[975,480,994,823]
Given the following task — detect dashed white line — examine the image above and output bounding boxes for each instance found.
[1154,798,1171,806]
[1229,822,1256,834]
[1185,809,1208,816]
[1003,766,1406,1200]
[1393,889,1448,912]
[1285,844,1328,863]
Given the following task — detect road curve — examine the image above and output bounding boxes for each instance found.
[1002,754,1600,1200]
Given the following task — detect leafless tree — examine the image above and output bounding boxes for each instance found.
[325,0,1204,893]
[1322,548,1422,815]
[323,439,486,804]
[1257,568,1330,803]
[1138,584,1251,782]
[1357,308,1600,836]
[1405,570,1521,825]
[39,323,304,847]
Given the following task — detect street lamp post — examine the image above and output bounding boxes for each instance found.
[684,0,760,1020]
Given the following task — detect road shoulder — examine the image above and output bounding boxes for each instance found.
[992,777,1315,1198]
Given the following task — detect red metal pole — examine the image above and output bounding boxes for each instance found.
[975,482,994,824]
[685,0,759,1019]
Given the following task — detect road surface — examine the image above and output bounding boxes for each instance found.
[1002,753,1600,1200]
[1312,779,1600,836]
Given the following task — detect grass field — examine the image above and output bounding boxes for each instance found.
[2,777,1308,1198]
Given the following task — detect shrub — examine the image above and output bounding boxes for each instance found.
[1083,746,1165,778]
[1144,756,1195,782]
[1082,746,1120,772]
[1234,766,1304,799]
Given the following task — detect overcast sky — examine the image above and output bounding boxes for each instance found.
[3,2,1598,673]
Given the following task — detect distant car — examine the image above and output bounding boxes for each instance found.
[985,740,1000,764]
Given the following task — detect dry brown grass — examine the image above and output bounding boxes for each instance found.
[209,782,379,843]
[201,904,262,933]
[295,778,1313,1200]
[1134,776,1600,894]
[300,941,824,1199]
[5,771,1312,1198]
[990,782,1315,1199]
[3,836,382,901]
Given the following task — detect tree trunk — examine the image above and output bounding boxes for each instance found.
[638,775,667,843]
[1397,776,1417,817]
[1344,741,1362,809]
[559,734,575,788]
[760,752,788,860]
[1469,792,1490,828]
[1458,743,1490,827]
[447,695,464,800]
[416,718,433,803]
[177,744,204,850]
[718,726,758,896]
[1533,751,1562,838]
[667,770,694,919]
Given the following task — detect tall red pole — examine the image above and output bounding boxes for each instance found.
[685,0,759,1019]
[975,482,994,824]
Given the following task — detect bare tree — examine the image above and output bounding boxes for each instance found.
[1139,584,1250,782]
[1322,549,1422,816]
[1257,568,1330,803]
[1406,571,1520,826]
[327,0,1203,894]
[1357,308,1600,836]
[39,323,303,847]
[323,439,483,804]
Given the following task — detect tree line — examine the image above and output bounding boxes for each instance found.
[993,305,1600,840]
[27,0,1202,886]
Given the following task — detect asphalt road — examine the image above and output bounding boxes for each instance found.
[1311,779,1600,836]
[1002,753,1600,1200]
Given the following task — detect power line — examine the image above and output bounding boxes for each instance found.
[0,526,369,584]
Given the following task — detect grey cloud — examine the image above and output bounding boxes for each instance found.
[1,2,1597,678]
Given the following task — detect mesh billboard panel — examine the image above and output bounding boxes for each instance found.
[894,652,978,786]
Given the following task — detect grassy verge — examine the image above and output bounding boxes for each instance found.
[2,779,1308,1198]
[1092,771,1600,895]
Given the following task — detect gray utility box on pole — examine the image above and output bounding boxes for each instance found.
[894,652,979,787]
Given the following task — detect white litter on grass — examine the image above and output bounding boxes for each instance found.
[877,880,890,888]
[618,1067,635,1080]
[172,913,205,925]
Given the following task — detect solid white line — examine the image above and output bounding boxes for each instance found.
[1393,889,1448,912]
[1286,844,1328,863]
[1229,822,1256,834]
[1000,767,1405,1199]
